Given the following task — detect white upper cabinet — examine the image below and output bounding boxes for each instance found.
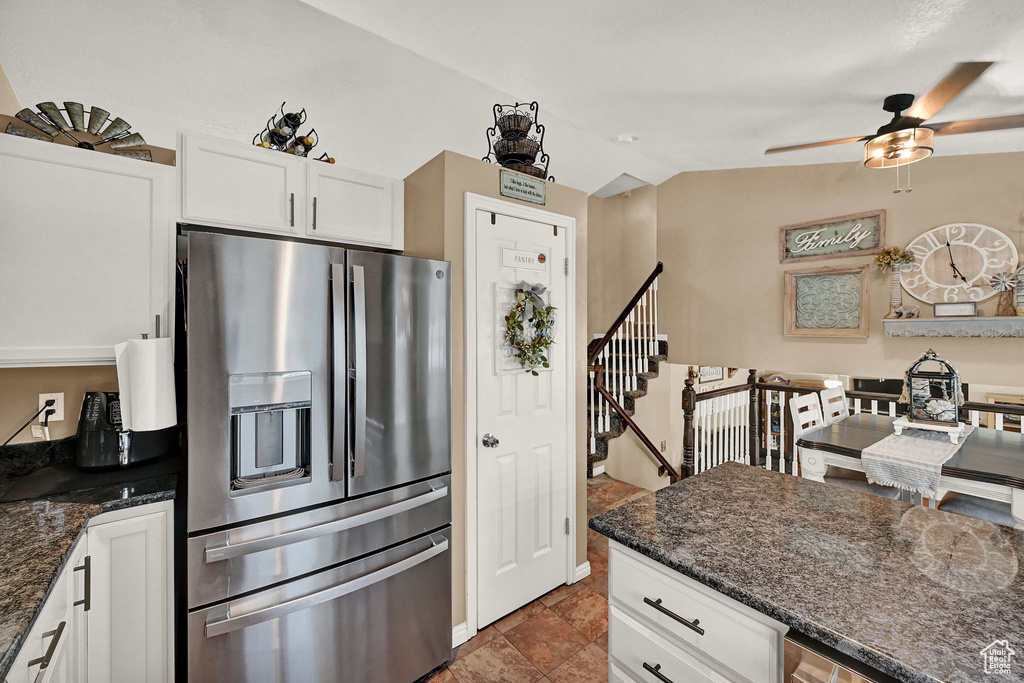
[307,162,403,249]
[0,135,172,367]
[179,132,403,249]
[179,132,304,235]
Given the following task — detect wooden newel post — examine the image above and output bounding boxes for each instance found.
[681,378,696,479]
[747,369,758,467]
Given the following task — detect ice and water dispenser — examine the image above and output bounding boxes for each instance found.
[229,371,312,491]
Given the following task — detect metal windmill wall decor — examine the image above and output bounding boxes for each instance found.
[5,101,153,161]
[482,101,554,181]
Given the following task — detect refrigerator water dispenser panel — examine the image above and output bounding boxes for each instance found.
[229,371,312,491]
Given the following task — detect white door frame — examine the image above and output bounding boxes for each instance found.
[463,192,578,639]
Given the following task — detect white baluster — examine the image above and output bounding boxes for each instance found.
[853,398,862,415]
[888,402,896,418]
[971,410,979,428]
[996,413,1004,431]
[870,400,879,416]
[778,393,786,473]
[629,309,637,392]
[652,277,659,356]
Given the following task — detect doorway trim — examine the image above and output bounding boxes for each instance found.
[463,192,579,640]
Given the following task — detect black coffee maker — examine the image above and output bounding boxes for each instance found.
[76,392,175,469]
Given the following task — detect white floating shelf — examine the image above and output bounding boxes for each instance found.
[883,316,1024,338]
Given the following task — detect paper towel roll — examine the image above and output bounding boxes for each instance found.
[114,338,177,432]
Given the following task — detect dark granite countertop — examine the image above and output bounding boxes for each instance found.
[590,462,1024,683]
[0,465,177,678]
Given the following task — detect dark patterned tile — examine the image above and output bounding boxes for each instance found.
[545,643,608,683]
[539,582,584,607]
[455,625,501,660]
[493,600,546,634]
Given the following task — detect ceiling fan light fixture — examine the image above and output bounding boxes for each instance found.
[863,127,934,168]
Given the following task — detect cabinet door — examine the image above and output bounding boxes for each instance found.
[66,538,89,683]
[0,135,172,366]
[307,163,403,248]
[8,560,72,683]
[87,504,172,683]
[180,132,304,234]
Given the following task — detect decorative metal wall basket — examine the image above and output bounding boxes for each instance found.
[483,102,554,181]
[900,349,962,426]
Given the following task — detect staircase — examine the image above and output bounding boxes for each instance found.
[587,263,678,481]
[586,337,668,474]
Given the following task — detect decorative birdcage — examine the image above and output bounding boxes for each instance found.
[898,349,963,427]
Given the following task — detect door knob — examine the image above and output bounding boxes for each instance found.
[482,433,499,448]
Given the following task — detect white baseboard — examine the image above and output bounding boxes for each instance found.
[591,465,605,476]
[573,561,591,583]
[452,621,471,648]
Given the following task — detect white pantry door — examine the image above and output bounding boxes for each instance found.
[475,209,570,626]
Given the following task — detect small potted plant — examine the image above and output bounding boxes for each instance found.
[874,246,917,318]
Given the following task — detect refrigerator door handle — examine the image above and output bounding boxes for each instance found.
[203,483,448,563]
[351,264,367,478]
[204,535,449,638]
[330,262,347,482]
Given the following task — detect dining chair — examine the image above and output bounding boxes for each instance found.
[789,393,901,500]
[938,493,1022,529]
[820,385,850,425]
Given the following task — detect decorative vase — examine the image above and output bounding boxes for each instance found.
[996,289,1017,317]
[887,264,904,318]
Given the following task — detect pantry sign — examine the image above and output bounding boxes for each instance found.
[500,169,546,205]
[779,210,886,263]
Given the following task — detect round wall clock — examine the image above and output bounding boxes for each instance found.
[900,223,1019,304]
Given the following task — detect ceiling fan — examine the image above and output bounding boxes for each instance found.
[764,62,1024,168]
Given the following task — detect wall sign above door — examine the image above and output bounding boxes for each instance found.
[500,169,546,205]
[779,210,885,263]
[501,248,548,271]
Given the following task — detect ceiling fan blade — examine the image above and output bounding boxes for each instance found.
[765,135,871,155]
[928,114,1024,136]
[902,62,993,123]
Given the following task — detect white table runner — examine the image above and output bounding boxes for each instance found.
[861,423,975,498]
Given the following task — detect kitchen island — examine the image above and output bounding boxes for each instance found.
[589,461,1024,683]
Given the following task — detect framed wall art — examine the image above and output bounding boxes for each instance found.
[698,366,724,383]
[779,210,885,263]
[784,265,869,337]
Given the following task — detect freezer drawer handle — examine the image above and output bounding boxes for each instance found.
[642,662,674,683]
[204,535,449,638]
[643,597,704,635]
[204,483,449,563]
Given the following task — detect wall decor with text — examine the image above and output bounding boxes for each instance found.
[698,366,724,383]
[779,210,885,263]
[784,265,869,337]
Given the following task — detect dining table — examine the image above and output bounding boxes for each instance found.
[796,413,1024,527]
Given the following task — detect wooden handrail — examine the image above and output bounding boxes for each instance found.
[591,365,680,483]
[757,384,1024,417]
[694,382,749,402]
[587,262,663,365]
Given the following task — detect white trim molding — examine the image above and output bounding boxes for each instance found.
[463,192,578,638]
[452,622,471,648]
[573,562,592,584]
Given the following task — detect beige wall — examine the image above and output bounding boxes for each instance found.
[0,365,118,444]
[0,61,19,115]
[587,184,659,336]
[404,151,589,630]
[657,151,1024,388]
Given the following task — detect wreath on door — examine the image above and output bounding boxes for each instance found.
[504,282,556,375]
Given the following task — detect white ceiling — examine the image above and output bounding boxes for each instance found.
[3,0,1024,193]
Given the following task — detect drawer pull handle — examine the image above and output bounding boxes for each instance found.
[643,661,675,683]
[28,620,66,670]
[73,555,91,611]
[643,597,704,635]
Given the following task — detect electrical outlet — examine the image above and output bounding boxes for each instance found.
[660,440,667,452]
[31,425,44,439]
[39,393,65,422]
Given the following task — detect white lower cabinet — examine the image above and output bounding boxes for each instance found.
[5,501,173,683]
[607,541,787,683]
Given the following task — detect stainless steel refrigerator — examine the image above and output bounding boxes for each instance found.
[181,230,451,683]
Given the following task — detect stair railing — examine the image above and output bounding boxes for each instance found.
[588,262,679,482]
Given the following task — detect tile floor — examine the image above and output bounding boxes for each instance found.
[424,474,649,683]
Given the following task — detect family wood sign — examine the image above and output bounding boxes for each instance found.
[779,210,885,263]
